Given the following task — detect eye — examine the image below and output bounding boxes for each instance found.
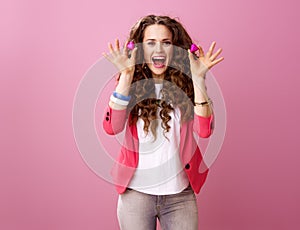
[162,41,172,47]
[147,41,156,46]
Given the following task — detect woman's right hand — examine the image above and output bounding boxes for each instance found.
[102,39,138,83]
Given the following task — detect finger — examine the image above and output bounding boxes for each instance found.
[210,48,223,61]
[115,38,120,54]
[102,52,112,62]
[188,49,196,63]
[198,45,205,57]
[210,57,224,67]
[206,41,216,58]
[123,40,129,55]
[130,46,138,65]
[108,42,116,57]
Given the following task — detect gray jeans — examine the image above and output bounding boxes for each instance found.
[117,185,198,230]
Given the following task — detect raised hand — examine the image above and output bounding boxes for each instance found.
[102,39,138,77]
[188,41,224,79]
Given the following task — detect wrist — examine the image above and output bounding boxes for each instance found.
[192,75,206,88]
[192,72,206,80]
[115,83,130,96]
[116,73,133,96]
[120,70,134,79]
[194,81,208,99]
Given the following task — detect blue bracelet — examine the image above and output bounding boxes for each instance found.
[112,91,131,101]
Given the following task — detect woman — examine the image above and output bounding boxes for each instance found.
[102,15,224,230]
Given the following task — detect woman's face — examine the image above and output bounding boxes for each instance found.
[142,24,173,79]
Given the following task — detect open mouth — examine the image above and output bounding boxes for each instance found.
[151,56,166,68]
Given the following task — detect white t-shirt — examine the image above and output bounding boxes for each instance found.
[128,83,189,195]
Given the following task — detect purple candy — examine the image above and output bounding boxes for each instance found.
[127,41,135,50]
[190,43,199,53]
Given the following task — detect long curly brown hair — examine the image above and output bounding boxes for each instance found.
[126,15,195,139]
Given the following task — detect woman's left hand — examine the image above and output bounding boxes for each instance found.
[188,41,224,79]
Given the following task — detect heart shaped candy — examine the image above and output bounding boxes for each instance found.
[127,41,135,50]
[190,43,199,53]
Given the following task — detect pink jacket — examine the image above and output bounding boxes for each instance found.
[103,105,214,194]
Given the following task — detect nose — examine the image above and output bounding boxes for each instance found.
[156,42,163,52]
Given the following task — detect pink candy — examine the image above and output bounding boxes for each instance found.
[190,43,199,53]
[127,41,135,50]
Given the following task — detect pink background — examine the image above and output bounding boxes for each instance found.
[1,0,299,229]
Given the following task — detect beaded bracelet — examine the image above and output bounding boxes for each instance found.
[113,91,131,101]
[110,95,129,106]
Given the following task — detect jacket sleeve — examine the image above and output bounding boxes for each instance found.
[102,105,128,135]
[193,114,214,138]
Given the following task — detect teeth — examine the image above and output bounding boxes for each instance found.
[152,56,166,62]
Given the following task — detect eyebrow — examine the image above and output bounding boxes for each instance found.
[145,38,172,41]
